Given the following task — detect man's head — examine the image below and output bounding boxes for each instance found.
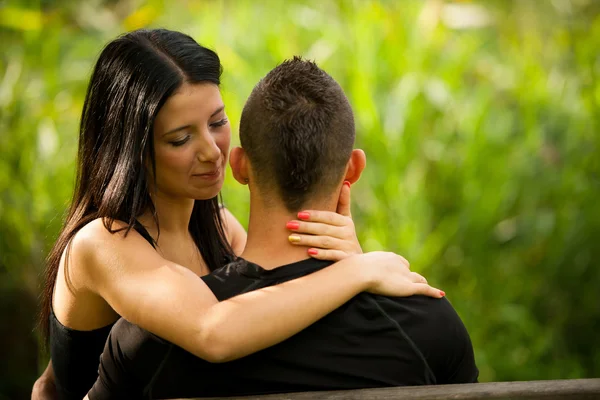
[231,57,365,212]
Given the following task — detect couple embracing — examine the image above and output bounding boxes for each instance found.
[34,29,477,400]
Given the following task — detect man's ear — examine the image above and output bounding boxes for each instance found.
[229,147,250,185]
[344,149,366,184]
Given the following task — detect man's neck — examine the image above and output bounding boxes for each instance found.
[241,189,340,270]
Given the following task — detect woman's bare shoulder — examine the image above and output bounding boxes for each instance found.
[75,217,150,243]
[69,218,156,272]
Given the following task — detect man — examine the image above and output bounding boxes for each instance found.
[87,57,478,399]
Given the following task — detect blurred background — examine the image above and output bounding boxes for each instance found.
[1,0,599,398]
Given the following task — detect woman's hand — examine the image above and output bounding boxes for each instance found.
[284,182,442,298]
[359,251,445,298]
[31,362,57,400]
[31,376,58,400]
[286,181,361,261]
[31,379,57,400]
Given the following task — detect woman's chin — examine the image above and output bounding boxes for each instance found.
[190,182,224,200]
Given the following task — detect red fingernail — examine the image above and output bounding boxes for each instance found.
[308,248,318,255]
[286,221,300,230]
[440,291,445,297]
[297,212,310,220]
[344,180,351,188]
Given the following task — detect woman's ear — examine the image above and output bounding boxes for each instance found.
[229,147,250,185]
[344,149,366,184]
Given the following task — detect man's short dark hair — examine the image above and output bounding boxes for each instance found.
[239,56,355,211]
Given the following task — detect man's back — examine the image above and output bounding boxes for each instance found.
[89,257,478,399]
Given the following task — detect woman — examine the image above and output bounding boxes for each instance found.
[33,29,442,400]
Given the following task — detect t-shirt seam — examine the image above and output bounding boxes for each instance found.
[367,295,437,384]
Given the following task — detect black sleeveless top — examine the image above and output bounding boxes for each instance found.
[50,221,156,400]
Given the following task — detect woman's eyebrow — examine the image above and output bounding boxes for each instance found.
[211,105,225,118]
[162,125,191,137]
[162,105,226,136]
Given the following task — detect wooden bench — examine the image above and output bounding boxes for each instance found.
[200,379,600,400]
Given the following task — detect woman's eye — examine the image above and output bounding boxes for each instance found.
[169,135,190,147]
[210,118,228,128]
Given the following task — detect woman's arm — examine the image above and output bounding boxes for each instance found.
[31,361,56,400]
[75,219,441,363]
[188,251,440,362]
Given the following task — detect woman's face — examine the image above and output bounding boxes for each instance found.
[152,82,231,201]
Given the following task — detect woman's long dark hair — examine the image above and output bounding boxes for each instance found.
[39,29,234,340]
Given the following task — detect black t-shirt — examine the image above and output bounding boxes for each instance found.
[88,258,478,400]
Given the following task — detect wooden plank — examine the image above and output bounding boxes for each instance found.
[197,379,600,400]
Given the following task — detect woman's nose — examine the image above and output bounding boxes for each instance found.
[196,130,221,163]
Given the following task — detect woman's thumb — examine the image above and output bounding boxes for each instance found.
[336,181,352,217]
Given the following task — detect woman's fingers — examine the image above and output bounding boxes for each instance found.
[360,251,442,298]
[410,272,427,284]
[305,248,348,262]
[286,202,361,257]
[295,210,349,227]
[398,255,410,269]
[336,181,352,217]
[412,283,445,299]
[288,220,345,239]
[288,234,345,250]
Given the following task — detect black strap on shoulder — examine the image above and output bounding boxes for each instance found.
[133,220,156,249]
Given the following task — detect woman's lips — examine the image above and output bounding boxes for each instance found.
[193,168,221,181]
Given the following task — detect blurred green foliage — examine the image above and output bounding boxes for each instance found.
[1,0,599,398]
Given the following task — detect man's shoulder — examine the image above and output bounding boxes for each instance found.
[368,294,478,384]
[350,293,472,357]
[372,292,456,314]
[370,294,469,336]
